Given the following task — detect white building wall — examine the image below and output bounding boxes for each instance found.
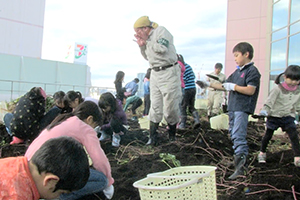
[0,54,92,102]
[0,0,45,58]
[0,1,97,102]
[225,0,270,112]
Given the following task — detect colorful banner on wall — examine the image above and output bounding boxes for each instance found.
[74,43,88,64]
[65,43,88,65]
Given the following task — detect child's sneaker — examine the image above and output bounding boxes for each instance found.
[258,152,266,163]
[112,133,121,147]
[294,157,300,167]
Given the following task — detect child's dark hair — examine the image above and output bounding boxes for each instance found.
[275,65,300,84]
[232,42,254,60]
[98,92,117,113]
[27,87,45,100]
[114,71,125,84]
[30,136,90,192]
[53,91,65,106]
[74,101,102,124]
[64,91,84,106]
[134,78,140,83]
[215,63,223,70]
[177,54,185,65]
[47,101,102,130]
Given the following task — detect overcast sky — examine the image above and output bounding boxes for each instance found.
[41,0,228,88]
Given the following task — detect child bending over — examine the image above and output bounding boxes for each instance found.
[0,136,90,200]
[98,92,128,147]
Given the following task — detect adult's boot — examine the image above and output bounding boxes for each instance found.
[192,111,201,129]
[168,123,177,141]
[178,115,187,129]
[228,154,247,179]
[146,121,159,146]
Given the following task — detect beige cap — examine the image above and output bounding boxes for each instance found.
[134,16,158,29]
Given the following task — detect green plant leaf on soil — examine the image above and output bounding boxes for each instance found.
[159,153,181,168]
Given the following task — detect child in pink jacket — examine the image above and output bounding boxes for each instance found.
[25,101,114,199]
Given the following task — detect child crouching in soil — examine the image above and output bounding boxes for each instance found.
[0,136,90,200]
[98,92,128,147]
[25,101,114,199]
[8,87,47,144]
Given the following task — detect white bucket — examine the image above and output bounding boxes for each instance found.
[210,114,229,130]
[195,99,208,110]
[139,117,150,129]
[210,113,263,130]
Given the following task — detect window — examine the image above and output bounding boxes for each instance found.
[290,0,300,23]
[290,21,300,35]
[270,39,287,71]
[288,34,300,65]
[272,0,289,31]
[272,27,287,41]
[270,0,300,91]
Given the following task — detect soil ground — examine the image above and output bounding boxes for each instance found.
[1,109,300,200]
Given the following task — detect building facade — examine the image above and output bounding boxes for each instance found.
[0,1,94,102]
[225,0,300,112]
[270,0,300,88]
[0,0,45,58]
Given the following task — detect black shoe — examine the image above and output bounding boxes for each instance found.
[228,154,247,179]
[168,123,176,142]
[146,122,159,146]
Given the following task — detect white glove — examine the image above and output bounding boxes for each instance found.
[196,80,210,89]
[259,110,268,116]
[103,185,114,199]
[123,125,130,130]
[222,83,236,91]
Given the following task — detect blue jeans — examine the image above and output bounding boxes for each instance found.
[228,111,249,156]
[4,113,13,136]
[60,168,108,200]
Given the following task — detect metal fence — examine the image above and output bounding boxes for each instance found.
[0,79,115,102]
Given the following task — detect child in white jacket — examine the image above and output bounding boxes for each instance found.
[258,65,300,166]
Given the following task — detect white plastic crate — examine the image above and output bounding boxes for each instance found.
[133,165,217,200]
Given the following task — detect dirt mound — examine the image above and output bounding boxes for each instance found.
[1,116,300,200]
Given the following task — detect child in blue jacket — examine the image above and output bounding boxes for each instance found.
[196,42,261,179]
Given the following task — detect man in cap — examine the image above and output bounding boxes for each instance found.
[133,16,181,145]
[205,63,227,118]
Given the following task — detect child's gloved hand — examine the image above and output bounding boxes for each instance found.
[123,124,130,130]
[196,80,210,88]
[103,185,114,199]
[222,83,236,91]
[259,110,268,116]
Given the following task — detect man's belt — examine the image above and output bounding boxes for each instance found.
[152,62,178,72]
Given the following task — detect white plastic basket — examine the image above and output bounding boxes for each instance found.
[133,165,217,200]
